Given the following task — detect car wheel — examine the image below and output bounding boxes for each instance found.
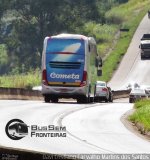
[141,55,145,60]
[105,98,108,103]
[110,96,113,102]
[109,94,113,102]
[129,98,133,103]
[90,97,94,103]
[94,97,98,102]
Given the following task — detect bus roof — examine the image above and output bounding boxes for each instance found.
[45,33,96,44]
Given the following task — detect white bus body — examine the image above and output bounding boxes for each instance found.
[41,33,101,103]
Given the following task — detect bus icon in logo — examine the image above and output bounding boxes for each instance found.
[5,119,28,140]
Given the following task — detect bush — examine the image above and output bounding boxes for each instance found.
[129,99,150,131]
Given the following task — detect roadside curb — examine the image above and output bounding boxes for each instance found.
[134,122,150,137]
[121,109,150,142]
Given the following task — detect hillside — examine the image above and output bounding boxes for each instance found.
[0,0,150,88]
[0,0,127,75]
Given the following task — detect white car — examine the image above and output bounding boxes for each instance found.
[129,88,148,103]
[145,87,150,97]
[94,81,113,103]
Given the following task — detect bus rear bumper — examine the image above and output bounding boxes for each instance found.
[41,84,88,99]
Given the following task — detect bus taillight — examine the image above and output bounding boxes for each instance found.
[80,71,87,87]
[42,69,48,85]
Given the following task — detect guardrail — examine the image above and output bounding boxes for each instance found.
[113,89,130,99]
[0,87,130,100]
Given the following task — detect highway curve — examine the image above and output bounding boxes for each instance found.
[0,100,122,154]
[0,14,150,154]
[0,99,150,154]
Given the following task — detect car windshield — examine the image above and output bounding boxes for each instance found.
[96,83,106,87]
[141,34,150,39]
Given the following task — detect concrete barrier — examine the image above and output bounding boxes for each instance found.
[0,87,43,100]
[0,87,130,101]
[113,89,130,99]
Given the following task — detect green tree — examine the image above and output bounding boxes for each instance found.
[0,44,8,74]
[3,0,100,72]
[0,0,128,74]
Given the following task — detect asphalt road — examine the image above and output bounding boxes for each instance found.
[109,14,150,90]
[0,14,150,154]
[0,99,150,154]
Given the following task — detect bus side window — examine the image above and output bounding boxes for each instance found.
[99,57,102,67]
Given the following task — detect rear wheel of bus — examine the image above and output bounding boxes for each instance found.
[44,95,51,103]
[51,98,58,103]
[77,95,90,104]
[44,95,58,103]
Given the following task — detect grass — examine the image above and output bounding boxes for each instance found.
[0,69,41,89]
[129,99,150,131]
[82,22,119,58]
[100,32,131,81]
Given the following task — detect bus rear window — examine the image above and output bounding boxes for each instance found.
[46,38,85,54]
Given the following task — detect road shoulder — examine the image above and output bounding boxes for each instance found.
[121,109,150,142]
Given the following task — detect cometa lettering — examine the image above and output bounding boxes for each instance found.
[50,72,80,80]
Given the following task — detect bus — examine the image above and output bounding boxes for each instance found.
[8,122,28,138]
[41,33,102,103]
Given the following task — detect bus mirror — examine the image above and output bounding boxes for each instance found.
[139,45,141,48]
[95,57,102,67]
[99,58,102,67]
[95,58,98,67]
[97,69,102,76]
